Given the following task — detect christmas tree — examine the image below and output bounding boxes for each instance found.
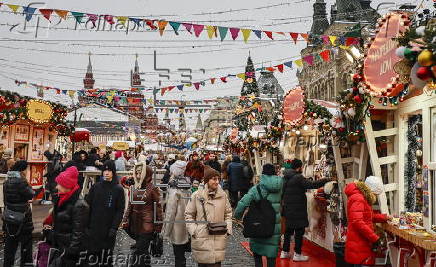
[233,55,266,131]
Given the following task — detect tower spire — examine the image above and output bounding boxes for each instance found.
[83,52,95,89]
[87,52,92,73]
[310,0,329,36]
[131,53,142,87]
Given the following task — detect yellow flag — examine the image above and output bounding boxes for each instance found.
[206,26,216,39]
[158,20,168,36]
[185,83,192,87]
[339,45,350,50]
[294,59,303,68]
[329,36,337,46]
[241,29,251,43]
[7,4,20,13]
[68,90,75,97]
[236,73,246,80]
[117,16,128,26]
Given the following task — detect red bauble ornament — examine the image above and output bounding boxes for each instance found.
[353,74,363,82]
[416,66,433,81]
[338,127,345,132]
[353,95,363,104]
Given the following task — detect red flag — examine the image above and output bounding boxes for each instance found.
[161,87,167,96]
[264,31,273,40]
[193,82,201,90]
[290,32,298,43]
[266,67,275,72]
[39,9,53,21]
[346,37,358,46]
[210,78,216,84]
[145,20,157,30]
[168,86,175,91]
[319,50,331,62]
[276,64,284,73]
[220,77,227,83]
[300,33,309,41]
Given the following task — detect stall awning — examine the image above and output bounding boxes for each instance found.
[70,128,90,142]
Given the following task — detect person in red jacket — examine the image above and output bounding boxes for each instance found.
[345,176,391,266]
[184,152,204,182]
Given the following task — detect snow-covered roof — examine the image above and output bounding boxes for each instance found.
[67,104,128,122]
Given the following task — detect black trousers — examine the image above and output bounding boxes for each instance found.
[253,253,275,267]
[131,233,153,267]
[229,190,248,207]
[3,231,33,267]
[86,248,115,267]
[198,263,221,267]
[173,243,190,267]
[282,226,305,254]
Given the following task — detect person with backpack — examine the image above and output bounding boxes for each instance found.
[281,159,331,261]
[3,160,34,267]
[163,159,190,267]
[234,163,282,267]
[85,160,125,267]
[185,166,232,267]
[227,155,250,208]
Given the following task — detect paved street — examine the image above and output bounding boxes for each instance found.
[0,224,254,266]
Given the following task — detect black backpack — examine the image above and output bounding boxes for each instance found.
[243,185,276,238]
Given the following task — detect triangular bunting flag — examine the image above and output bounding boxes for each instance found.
[276,64,284,73]
[206,25,216,39]
[145,20,157,30]
[264,31,273,40]
[253,30,262,39]
[321,35,330,45]
[71,12,84,23]
[290,32,298,44]
[169,21,181,35]
[294,59,303,68]
[117,16,128,26]
[23,6,37,21]
[315,54,322,63]
[87,14,98,26]
[7,4,19,13]
[104,15,115,25]
[236,73,245,80]
[183,23,193,34]
[346,37,359,46]
[177,85,184,91]
[220,77,227,83]
[39,9,53,21]
[54,10,69,20]
[161,87,167,96]
[218,26,228,41]
[130,18,142,27]
[210,78,216,84]
[266,67,275,72]
[339,36,346,45]
[319,50,331,62]
[158,20,168,36]
[276,32,285,36]
[229,28,240,40]
[300,33,309,42]
[241,29,251,43]
[329,36,337,46]
[193,24,204,37]
[255,67,264,71]
[303,55,314,65]
[193,82,201,90]
[168,86,175,91]
[284,61,293,69]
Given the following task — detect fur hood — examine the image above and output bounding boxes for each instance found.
[133,162,150,189]
[345,181,376,205]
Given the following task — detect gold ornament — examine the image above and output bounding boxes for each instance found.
[418,50,435,67]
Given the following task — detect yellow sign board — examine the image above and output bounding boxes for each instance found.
[26,100,53,124]
[112,142,129,150]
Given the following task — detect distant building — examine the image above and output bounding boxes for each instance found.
[83,52,95,90]
[258,70,284,102]
[131,54,143,87]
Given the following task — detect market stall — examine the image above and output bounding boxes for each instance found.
[0,90,72,198]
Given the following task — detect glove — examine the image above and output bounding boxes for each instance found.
[108,229,117,239]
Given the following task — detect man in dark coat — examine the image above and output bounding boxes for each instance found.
[64,150,87,189]
[43,150,64,203]
[281,159,331,261]
[85,160,125,267]
[3,160,34,267]
[227,155,250,208]
[204,153,222,173]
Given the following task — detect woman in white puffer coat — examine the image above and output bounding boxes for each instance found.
[163,159,191,267]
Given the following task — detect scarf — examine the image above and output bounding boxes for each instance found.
[57,184,80,207]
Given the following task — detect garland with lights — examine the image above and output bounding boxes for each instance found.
[0,90,73,136]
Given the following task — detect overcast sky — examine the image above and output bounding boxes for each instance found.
[0,0,428,129]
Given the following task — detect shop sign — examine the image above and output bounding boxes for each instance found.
[363,12,408,96]
[26,99,53,123]
[112,142,129,150]
[283,86,305,126]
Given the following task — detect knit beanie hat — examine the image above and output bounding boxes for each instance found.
[262,163,276,176]
[102,160,117,177]
[203,165,220,183]
[365,176,384,195]
[291,159,303,169]
[56,166,79,189]
[11,160,28,172]
[114,151,123,159]
[170,160,187,177]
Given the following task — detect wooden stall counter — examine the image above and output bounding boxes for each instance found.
[380,223,436,267]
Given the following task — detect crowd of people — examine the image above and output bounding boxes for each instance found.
[1,147,391,267]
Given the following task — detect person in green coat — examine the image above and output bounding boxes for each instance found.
[234,163,283,267]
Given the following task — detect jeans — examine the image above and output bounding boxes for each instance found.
[282,227,305,254]
[229,190,248,207]
[253,253,275,267]
[132,233,153,267]
[3,231,33,267]
[173,243,189,267]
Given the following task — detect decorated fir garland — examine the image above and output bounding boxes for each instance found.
[0,90,73,136]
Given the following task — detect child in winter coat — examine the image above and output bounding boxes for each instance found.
[234,164,283,267]
[345,176,391,266]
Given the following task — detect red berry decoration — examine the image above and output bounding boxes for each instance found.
[416,66,433,81]
[353,74,363,82]
[353,95,363,104]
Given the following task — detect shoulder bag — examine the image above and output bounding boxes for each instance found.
[199,197,228,235]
